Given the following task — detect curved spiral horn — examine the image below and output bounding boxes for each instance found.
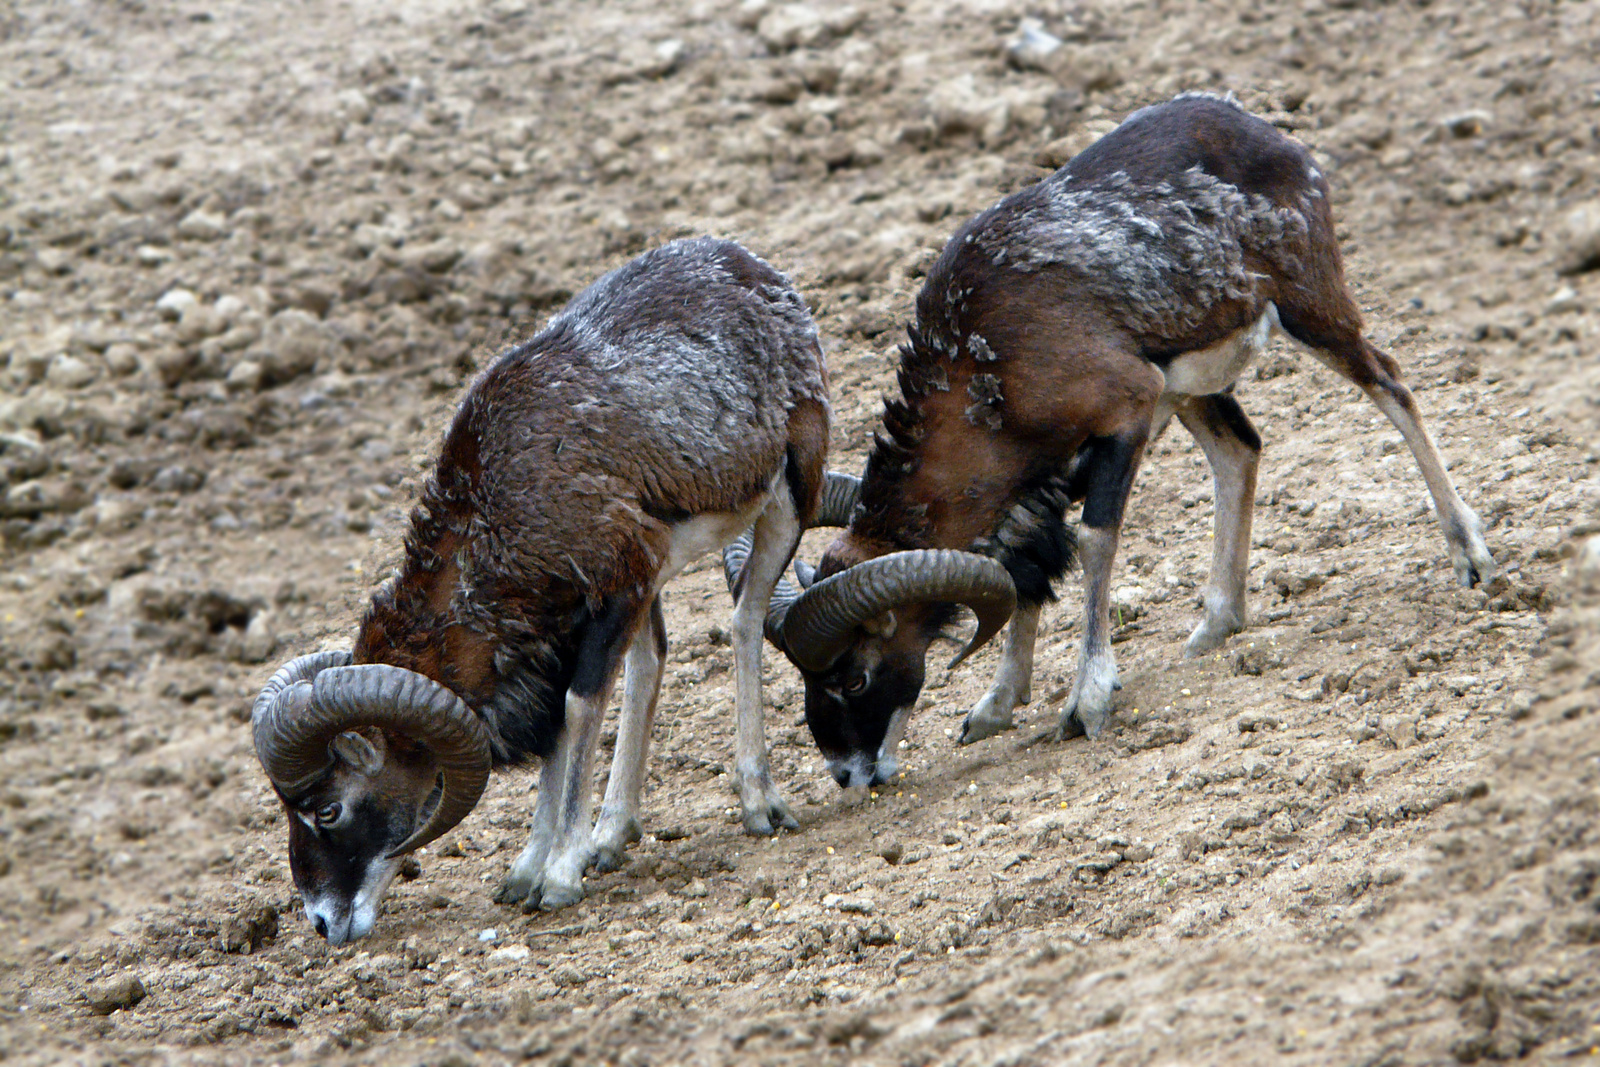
[251,658,492,856]
[779,550,1016,673]
[250,650,354,791]
[721,470,863,648]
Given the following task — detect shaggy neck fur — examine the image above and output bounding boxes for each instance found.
[850,313,1078,607]
[353,399,579,767]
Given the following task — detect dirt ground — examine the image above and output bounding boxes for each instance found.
[1,0,1598,1063]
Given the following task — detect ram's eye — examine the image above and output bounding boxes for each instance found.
[314,802,342,825]
[844,674,868,695]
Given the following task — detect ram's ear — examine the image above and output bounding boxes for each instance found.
[330,730,387,778]
[860,611,897,640]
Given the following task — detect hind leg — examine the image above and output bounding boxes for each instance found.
[1175,393,1261,656]
[730,489,803,835]
[1308,338,1494,587]
[959,601,1040,744]
[1277,270,1494,587]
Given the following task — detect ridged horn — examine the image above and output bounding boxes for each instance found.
[252,658,492,857]
[251,650,354,790]
[779,550,1017,673]
[721,470,863,648]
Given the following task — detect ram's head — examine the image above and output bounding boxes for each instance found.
[251,653,491,943]
[725,473,1015,789]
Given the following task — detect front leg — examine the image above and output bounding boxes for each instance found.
[528,688,609,912]
[494,746,564,906]
[592,597,665,873]
[1175,393,1260,657]
[1059,429,1146,739]
[730,491,802,835]
[497,595,642,913]
[1061,524,1123,738]
[960,601,1040,744]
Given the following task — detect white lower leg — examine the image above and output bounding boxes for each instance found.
[962,602,1040,743]
[536,690,610,911]
[1065,525,1121,738]
[499,746,565,903]
[1362,383,1494,586]
[593,601,664,870]
[731,499,800,835]
[1178,405,1258,656]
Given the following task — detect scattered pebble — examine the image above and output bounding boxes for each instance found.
[1006,18,1063,72]
[45,354,94,390]
[155,288,199,320]
[176,209,228,241]
[1553,201,1600,275]
[85,973,146,1015]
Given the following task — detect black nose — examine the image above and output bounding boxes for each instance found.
[832,767,852,788]
[313,914,329,939]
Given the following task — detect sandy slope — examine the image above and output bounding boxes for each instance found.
[0,0,1597,1063]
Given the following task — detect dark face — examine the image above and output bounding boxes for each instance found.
[800,633,928,790]
[280,731,440,944]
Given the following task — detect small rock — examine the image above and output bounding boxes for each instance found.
[623,38,684,80]
[922,74,1010,146]
[155,288,199,321]
[258,309,337,384]
[1546,287,1582,315]
[1553,201,1600,275]
[1441,110,1490,138]
[1491,436,1529,459]
[34,248,73,275]
[551,964,587,988]
[176,209,228,241]
[149,465,205,494]
[821,893,874,914]
[225,359,263,393]
[103,343,142,377]
[489,944,530,964]
[478,927,499,943]
[1571,536,1600,593]
[877,840,904,865]
[859,920,895,947]
[334,88,373,124]
[136,245,175,267]
[401,240,462,274]
[175,304,227,344]
[91,497,139,530]
[2,478,88,518]
[1383,716,1418,749]
[1,389,68,434]
[359,438,394,463]
[45,354,95,390]
[219,904,278,953]
[1122,843,1153,863]
[757,3,859,52]
[213,294,249,323]
[240,612,276,663]
[86,973,146,1015]
[1006,17,1063,72]
[1506,690,1536,720]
